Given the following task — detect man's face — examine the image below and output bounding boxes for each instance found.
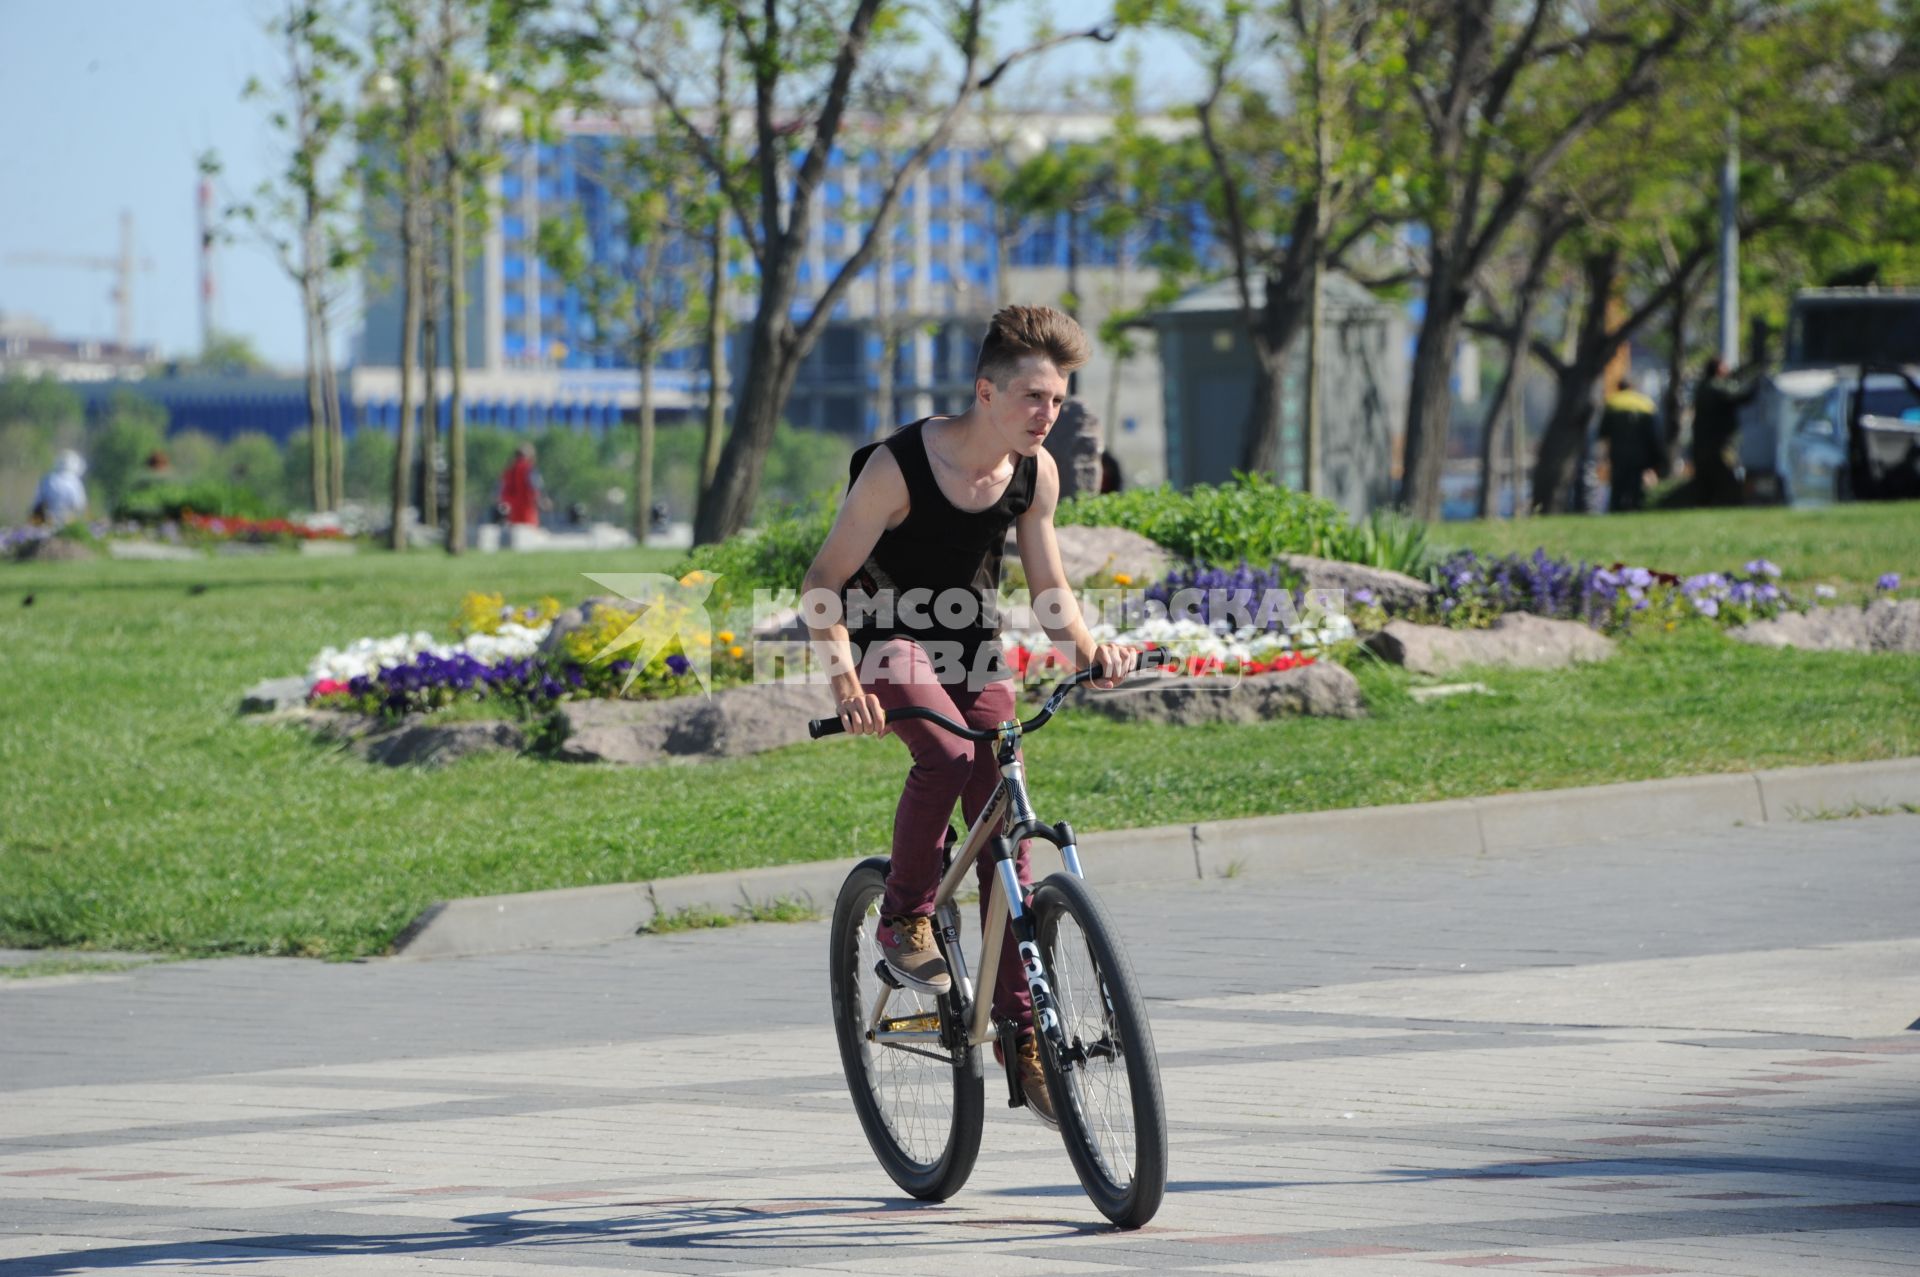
[980,357,1068,455]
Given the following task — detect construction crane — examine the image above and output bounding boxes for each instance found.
[4,209,153,351]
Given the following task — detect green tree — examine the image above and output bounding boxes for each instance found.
[1125,0,1416,490]
[177,329,273,377]
[1511,0,1920,511]
[344,428,396,504]
[586,0,1115,544]
[536,106,707,541]
[1393,0,1721,521]
[224,0,361,514]
[87,393,169,514]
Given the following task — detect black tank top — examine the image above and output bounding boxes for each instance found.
[843,419,1038,682]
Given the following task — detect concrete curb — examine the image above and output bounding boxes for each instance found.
[392,756,1920,959]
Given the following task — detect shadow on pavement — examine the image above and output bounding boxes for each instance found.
[5,1194,1120,1272]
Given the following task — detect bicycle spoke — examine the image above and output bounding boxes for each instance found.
[855,894,955,1166]
[1050,911,1138,1186]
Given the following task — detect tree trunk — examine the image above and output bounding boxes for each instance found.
[702,222,728,487]
[1401,247,1468,521]
[874,229,895,434]
[1475,327,1524,521]
[446,163,468,555]
[420,238,440,530]
[389,153,424,552]
[1240,342,1294,482]
[635,342,656,543]
[301,271,328,513]
[1530,359,1610,513]
[1238,272,1310,477]
[318,311,344,511]
[694,313,801,543]
[1660,282,1690,471]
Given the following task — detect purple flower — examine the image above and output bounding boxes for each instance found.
[1745,559,1782,578]
[1623,567,1654,590]
[1352,587,1375,605]
[1692,596,1720,618]
[1879,573,1902,592]
[666,653,692,676]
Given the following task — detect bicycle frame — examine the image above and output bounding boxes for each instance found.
[868,717,1085,1057]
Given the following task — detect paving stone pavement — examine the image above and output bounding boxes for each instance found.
[2,814,1917,1276]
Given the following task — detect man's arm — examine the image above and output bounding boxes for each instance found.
[800,447,909,735]
[1015,449,1138,689]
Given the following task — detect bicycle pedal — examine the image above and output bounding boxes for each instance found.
[872,959,904,991]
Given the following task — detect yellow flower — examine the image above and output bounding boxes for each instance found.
[729,645,744,660]
[1112,572,1134,587]
[680,570,706,585]
[717,630,734,644]
[455,590,507,636]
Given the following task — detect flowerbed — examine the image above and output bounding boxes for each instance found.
[305,585,758,718]
[1379,549,1875,636]
[183,511,348,544]
[298,559,1363,723]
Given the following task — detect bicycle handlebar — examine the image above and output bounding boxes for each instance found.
[807,647,1176,741]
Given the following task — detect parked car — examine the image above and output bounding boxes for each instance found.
[1741,366,1920,505]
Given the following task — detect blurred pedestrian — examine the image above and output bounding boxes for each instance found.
[1690,357,1757,506]
[1598,379,1666,512]
[496,442,549,527]
[31,450,90,526]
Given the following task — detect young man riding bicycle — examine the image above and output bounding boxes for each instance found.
[801,305,1141,1124]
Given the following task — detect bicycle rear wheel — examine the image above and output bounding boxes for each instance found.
[1029,872,1167,1228]
[828,856,984,1200]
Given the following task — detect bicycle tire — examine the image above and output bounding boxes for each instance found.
[828,856,984,1200]
[1030,872,1168,1228]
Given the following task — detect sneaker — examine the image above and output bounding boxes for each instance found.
[996,1030,1058,1127]
[875,914,950,995]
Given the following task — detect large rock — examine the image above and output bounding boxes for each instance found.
[1275,553,1434,612]
[1728,601,1920,653]
[13,536,96,563]
[239,675,311,714]
[1067,661,1365,725]
[1367,613,1615,676]
[363,719,527,767]
[1008,524,1173,586]
[555,679,837,766]
[287,707,524,767]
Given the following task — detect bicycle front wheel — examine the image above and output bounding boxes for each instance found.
[828,856,984,1201]
[1030,872,1168,1228]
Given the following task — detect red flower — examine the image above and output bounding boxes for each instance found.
[310,678,348,697]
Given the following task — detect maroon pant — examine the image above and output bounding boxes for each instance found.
[862,639,1033,1028]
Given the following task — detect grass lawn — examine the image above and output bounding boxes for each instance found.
[1441,499,1920,589]
[3,509,1917,961]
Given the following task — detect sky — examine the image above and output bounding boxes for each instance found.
[0,2,1192,374]
[0,1,313,368]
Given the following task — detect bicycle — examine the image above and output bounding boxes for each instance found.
[808,651,1172,1229]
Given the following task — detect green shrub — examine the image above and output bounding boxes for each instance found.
[677,499,837,611]
[1315,509,1436,578]
[116,477,278,521]
[344,429,395,504]
[1056,472,1352,565]
[85,394,168,512]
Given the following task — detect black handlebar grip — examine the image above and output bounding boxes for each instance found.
[808,716,846,739]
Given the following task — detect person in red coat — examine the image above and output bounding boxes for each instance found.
[496,442,548,526]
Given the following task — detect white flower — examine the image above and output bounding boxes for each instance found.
[304,620,554,686]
